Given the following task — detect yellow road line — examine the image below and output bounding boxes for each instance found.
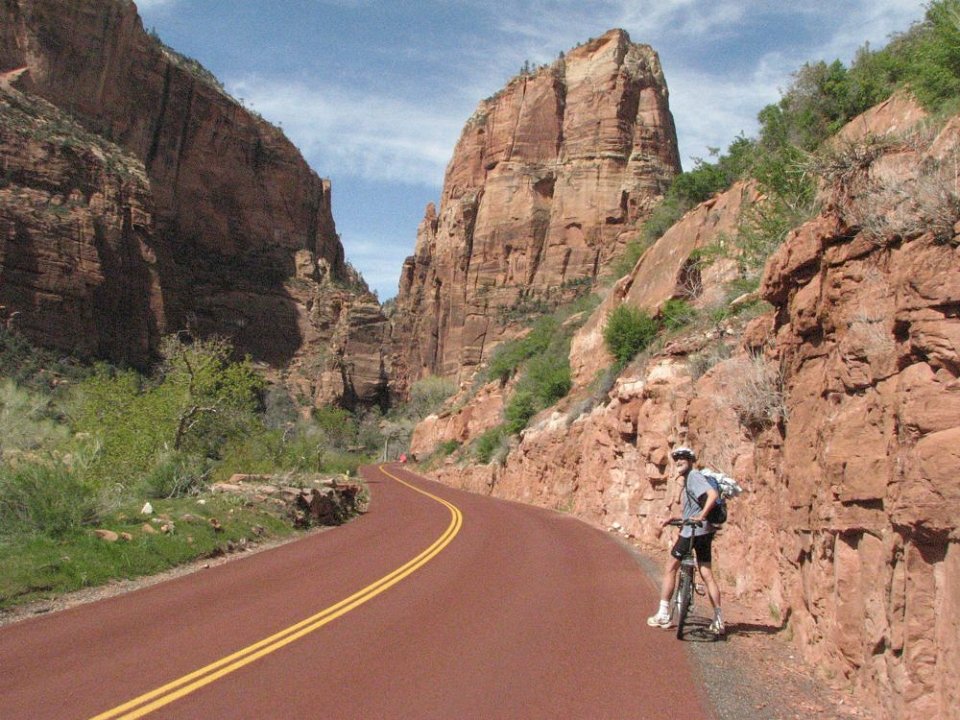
[89,465,462,720]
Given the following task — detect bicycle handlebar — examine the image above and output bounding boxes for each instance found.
[666,519,703,528]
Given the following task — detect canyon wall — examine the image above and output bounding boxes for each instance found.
[0,0,388,406]
[416,98,960,719]
[388,29,681,395]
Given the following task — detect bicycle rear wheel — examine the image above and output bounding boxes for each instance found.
[675,568,693,640]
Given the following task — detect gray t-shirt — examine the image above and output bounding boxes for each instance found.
[681,469,716,537]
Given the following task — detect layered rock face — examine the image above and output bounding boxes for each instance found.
[417,99,960,719]
[0,73,161,363]
[569,180,754,386]
[0,0,388,405]
[389,29,680,394]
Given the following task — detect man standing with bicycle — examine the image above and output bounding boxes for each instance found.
[647,446,725,636]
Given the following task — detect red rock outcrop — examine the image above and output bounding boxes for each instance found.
[570,180,754,386]
[389,29,680,395]
[0,0,388,405]
[417,97,960,719]
[0,73,162,363]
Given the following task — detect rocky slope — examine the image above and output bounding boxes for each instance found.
[388,29,680,395]
[0,0,387,406]
[414,97,960,720]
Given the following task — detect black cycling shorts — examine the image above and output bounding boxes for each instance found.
[671,533,714,564]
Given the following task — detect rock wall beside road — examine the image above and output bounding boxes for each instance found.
[419,97,960,720]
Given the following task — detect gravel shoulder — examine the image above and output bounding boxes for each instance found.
[631,548,869,720]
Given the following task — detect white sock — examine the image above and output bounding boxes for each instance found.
[659,600,670,616]
[714,607,723,621]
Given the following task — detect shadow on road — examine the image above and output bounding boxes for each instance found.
[681,616,782,642]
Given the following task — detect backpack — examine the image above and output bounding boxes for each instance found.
[688,469,744,525]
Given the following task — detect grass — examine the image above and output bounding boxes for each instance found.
[0,332,380,612]
[0,493,298,610]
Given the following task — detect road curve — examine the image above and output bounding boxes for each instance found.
[0,464,711,719]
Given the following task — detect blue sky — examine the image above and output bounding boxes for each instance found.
[135,0,928,301]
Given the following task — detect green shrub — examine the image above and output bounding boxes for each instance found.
[0,379,69,460]
[67,366,170,484]
[661,299,697,331]
[314,449,365,475]
[157,335,263,455]
[408,375,457,419]
[474,426,507,464]
[438,439,461,456]
[141,451,210,498]
[608,237,652,280]
[68,337,264,487]
[485,316,559,383]
[603,305,658,365]
[898,0,960,109]
[504,392,537,435]
[0,460,99,537]
[313,406,357,448]
[523,350,571,405]
[641,196,685,243]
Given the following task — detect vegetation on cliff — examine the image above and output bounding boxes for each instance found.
[0,331,376,609]
[614,0,960,284]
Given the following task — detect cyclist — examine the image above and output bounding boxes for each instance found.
[647,446,725,636]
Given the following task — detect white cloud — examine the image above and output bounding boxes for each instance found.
[340,233,407,300]
[134,0,178,10]
[804,1,926,61]
[668,49,798,165]
[228,77,464,187]
[472,0,928,163]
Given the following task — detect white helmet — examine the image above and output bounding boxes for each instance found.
[670,446,697,461]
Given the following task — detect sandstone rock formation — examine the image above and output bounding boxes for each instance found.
[0,73,161,364]
[417,97,960,719]
[389,29,681,396]
[569,180,754,386]
[0,0,388,406]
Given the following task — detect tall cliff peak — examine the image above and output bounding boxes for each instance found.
[0,0,389,408]
[389,31,681,394]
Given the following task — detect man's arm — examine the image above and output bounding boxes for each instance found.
[694,486,720,524]
[660,474,687,527]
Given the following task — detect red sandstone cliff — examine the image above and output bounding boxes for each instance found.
[389,29,680,395]
[414,96,960,719]
[0,0,388,406]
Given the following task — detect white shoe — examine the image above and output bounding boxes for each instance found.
[647,613,672,628]
[709,618,725,636]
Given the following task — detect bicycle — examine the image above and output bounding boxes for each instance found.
[666,519,706,640]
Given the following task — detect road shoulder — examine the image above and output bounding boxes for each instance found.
[628,543,868,720]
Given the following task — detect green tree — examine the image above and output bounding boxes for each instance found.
[908,0,960,107]
[603,305,658,366]
[158,336,263,455]
[69,336,262,486]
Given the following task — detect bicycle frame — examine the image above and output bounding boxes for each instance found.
[666,519,702,640]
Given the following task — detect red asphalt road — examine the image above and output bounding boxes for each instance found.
[0,464,711,719]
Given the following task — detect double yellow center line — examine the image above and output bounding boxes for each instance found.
[90,465,463,719]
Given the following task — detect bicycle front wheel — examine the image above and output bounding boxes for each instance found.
[675,568,693,640]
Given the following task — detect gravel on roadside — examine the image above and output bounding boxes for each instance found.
[631,549,869,720]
